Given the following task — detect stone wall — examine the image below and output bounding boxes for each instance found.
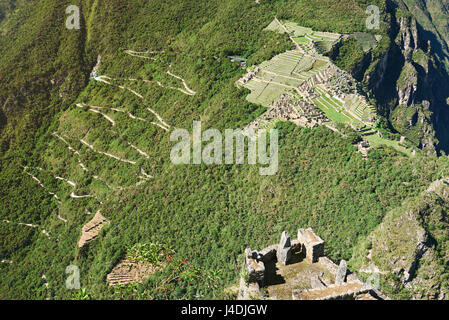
[297,228,325,263]
[237,227,388,300]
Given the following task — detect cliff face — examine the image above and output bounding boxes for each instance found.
[351,178,449,300]
[363,1,449,155]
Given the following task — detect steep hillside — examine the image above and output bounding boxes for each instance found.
[351,178,449,299]
[342,1,449,154]
[1,0,449,300]
[396,0,449,72]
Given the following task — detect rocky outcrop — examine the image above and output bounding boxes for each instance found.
[364,6,449,154]
[353,178,449,299]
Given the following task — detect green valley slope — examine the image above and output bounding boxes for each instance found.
[1,0,449,300]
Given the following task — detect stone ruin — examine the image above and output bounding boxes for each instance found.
[327,69,359,95]
[245,93,328,130]
[238,67,260,85]
[296,64,338,98]
[238,228,388,300]
[355,139,371,159]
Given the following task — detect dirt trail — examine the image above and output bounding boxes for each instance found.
[94,75,112,85]
[127,77,192,96]
[127,142,150,159]
[140,168,153,179]
[80,139,137,165]
[70,192,94,199]
[57,215,68,223]
[23,167,62,204]
[41,274,49,289]
[124,49,164,61]
[25,166,77,188]
[78,103,168,131]
[145,108,170,130]
[54,131,149,191]
[1,260,13,264]
[21,167,71,222]
[77,104,115,125]
[2,219,51,239]
[52,132,89,171]
[53,132,121,190]
[81,104,147,122]
[166,70,196,95]
[55,176,76,188]
[274,17,304,53]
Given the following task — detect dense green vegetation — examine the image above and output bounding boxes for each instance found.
[1,0,449,300]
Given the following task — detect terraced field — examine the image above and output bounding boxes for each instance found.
[241,19,341,108]
[266,19,341,54]
[241,50,330,106]
[243,19,413,157]
[343,95,377,123]
[312,94,361,125]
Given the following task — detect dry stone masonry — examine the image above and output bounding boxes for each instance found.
[238,228,389,300]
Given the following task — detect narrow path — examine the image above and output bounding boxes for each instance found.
[54,132,148,190]
[124,49,156,60]
[23,167,62,204]
[53,132,119,189]
[77,104,115,126]
[55,176,76,188]
[1,260,13,264]
[57,215,68,223]
[127,142,150,159]
[167,70,196,95]
[274,17,304,54]
[22,167,74,223]
[140,168,153,179]
[70,192,94,199]
[155,80,194,97]
[80,104,147,122]
[80,139,137,165]
[2,219,51,239]
[78,103,168,131]
[52,132,88,171]
[92,76,170,130]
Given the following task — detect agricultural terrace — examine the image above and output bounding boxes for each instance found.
[265,19,341,54]
[241,51,329,106]
[239,19,414,156]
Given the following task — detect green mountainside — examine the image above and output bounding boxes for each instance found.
[1,0,449,300]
